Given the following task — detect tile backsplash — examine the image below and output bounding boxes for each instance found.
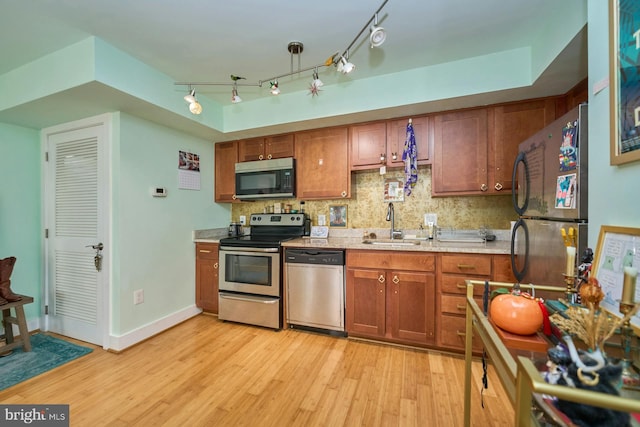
[231,167,517,230]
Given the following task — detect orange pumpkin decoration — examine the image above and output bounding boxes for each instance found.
[490,292,543,335]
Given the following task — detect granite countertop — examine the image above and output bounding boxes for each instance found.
[193,227,513,254]
[281,237,512,254]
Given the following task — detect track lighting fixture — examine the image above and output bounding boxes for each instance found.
[174,0,388,106]
[270,80,280,95]
[369,13,386,48]
[337,55,355,74]
[312,68,323,88]
[184,87,202,115]
[231,85,242,103]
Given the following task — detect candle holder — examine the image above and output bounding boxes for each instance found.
[619,301,640,390]
[563,272,578,305]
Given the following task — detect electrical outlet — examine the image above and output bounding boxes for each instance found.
[133,289,144,305]
[424,213,438,226]
[239,215,246,225]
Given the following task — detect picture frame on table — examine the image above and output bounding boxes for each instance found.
[609,0,640,165]
[329,205,347,227]
[592,225,640,328]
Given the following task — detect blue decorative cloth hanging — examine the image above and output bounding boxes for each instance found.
[402,119,418,195]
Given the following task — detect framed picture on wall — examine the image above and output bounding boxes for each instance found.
[609,0,640,165]
[329,205,347,227]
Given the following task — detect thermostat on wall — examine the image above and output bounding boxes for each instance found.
[151,187,167,197]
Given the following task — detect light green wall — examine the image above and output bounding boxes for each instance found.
[112,112,227,336]
[587,0,640,243]
[0,123,42,320]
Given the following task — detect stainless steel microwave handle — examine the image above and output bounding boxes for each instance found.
[219,294,279,304]
[220,246,279,253]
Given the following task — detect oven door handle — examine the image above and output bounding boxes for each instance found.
[219,293,279,304]
[220,246,279,253]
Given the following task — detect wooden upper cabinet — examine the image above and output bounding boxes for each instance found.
[295,127,351,200]
[214,141,239,203]
[350,122,387,170]
[432,109,489,196]
[386,116,433,167]
[238,134,294,162]
[490,98,556,193]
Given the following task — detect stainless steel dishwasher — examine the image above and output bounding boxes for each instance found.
[285,248,345,334]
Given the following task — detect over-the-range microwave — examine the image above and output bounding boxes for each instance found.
[235,157,295,200]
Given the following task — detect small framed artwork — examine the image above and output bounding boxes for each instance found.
[592,225,640,327]
[329,205,347,227]
[609,0,640,165]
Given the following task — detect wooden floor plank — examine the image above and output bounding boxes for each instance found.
[0,315,514,426]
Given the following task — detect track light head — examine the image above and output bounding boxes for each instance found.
[270,81,280,95]
[337,56,355,74]
[184,89,196,104]
[231,87,242,103]
[189,101,202,115]
[369,13,386,48]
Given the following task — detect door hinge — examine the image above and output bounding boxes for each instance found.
[45,229,49,238]
[45,305,49,315]
[45,151,49,162]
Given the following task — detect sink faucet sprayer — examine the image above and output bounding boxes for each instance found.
[386,202,402,240]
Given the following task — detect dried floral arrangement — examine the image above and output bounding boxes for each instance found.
[550,302,640,351]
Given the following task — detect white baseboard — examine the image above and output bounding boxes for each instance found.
[107,305,202,352]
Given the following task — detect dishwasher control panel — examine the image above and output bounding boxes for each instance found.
[284,249,344,265]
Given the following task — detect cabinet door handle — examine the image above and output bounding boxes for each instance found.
[341,191,347,198]
[480,183,488,191]
[494,182,503,191]
[199,250,211,253]
[456,331,466,337]
[456,304,466,311]
[378,275,385,283]
[214,262,219,268]
[391,152,398,161]
[267,154,273,159]
[392,275,400,284]
[232,195,237,200]
[259,154,264,160]
[456,283,466,289]
[457,264,476,269]
[380,153,386,163]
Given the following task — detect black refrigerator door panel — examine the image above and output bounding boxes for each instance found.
[515,104,588,220]
[511,219,588,287]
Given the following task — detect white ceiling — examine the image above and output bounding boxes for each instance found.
[0,0,588,138]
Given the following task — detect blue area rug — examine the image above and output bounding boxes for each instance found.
[0,334,93,391]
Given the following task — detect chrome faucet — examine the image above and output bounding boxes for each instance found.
[386,202,403,240]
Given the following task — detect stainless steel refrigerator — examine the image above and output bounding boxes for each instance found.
[510,104,588,287]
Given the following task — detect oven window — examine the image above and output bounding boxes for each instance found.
[224,253,272,286]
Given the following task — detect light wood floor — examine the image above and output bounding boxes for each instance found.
[1,315,515,426]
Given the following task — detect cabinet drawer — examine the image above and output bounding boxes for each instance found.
[347,250,435,272]
[440,254,491,275]
[440,274,487,296]
[439,314,482,352]
[196,243,219,260]
[440,294,483,316]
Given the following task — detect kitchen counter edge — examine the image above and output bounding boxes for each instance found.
[281,237,512,254]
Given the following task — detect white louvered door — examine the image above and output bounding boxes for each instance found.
[45,117,109,346]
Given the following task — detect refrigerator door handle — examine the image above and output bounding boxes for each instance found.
[512,151,530,216]
[510,218,529,283]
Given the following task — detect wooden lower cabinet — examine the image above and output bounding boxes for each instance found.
[346,250,436,347]
[437,253,515,353]
[195,243,219,313]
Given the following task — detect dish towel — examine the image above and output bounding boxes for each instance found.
[402,119,418,195]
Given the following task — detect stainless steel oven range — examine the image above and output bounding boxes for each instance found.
[218,213,308,329]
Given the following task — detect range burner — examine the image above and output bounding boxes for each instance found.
[219,213,309,248]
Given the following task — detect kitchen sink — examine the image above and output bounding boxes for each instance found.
[361,239,421,246]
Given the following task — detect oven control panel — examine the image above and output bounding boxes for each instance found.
[250,213,306,226]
